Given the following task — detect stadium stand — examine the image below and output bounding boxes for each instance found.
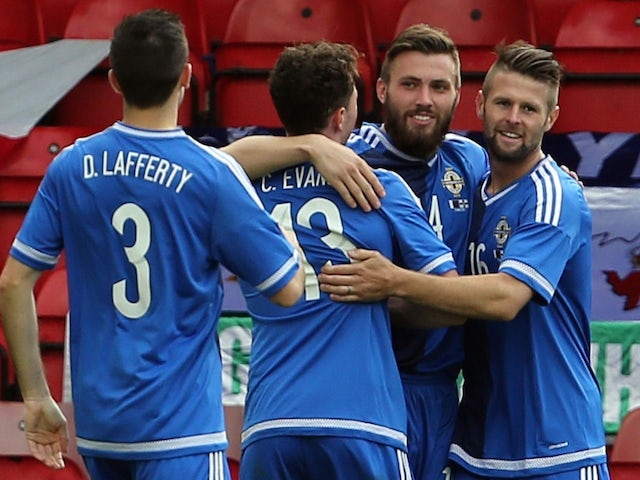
[362,0,409,61]
[0,0,46,52]
[529,0,582,49]
[40,0,80,42]
[394,0,538,131]
[202,0,239,47]
[211,0,378,127]
[551,0,640,133]
[608,407,640,480]
[50,0,211,129]
[0,125,96,203]
[0,401,89,479]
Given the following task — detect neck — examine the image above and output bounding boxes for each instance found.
[486,149,545,194]
[121,90,182,130]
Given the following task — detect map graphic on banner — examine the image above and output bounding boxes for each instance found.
[586,188,640,321]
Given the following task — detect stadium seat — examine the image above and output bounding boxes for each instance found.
[52,0,211,128]
[609,407,640,480]
[529,0,582,48]
[0,401,89,479]
[0,126,97,203]
[0,0,46,52]
[393,0,538,131]
[40,0,80,42]
[35,267,69,402]
[211,0,378,127]
[551,0,640,133]
[361,0,409,59]
[202,0,239,47]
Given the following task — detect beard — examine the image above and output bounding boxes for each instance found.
[382,98,454,159]
[483,124,541,166]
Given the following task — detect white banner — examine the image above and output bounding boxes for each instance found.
[585,187,640,321]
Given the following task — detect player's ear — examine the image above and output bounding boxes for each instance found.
[544,105,560,132]
[332,107,346,131]
[376,78,387,104]
[108,69,123,95]
[475,90,486,120]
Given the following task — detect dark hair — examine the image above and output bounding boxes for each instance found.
[483,41,563,110]
[380,23,461,88]
[109,9,188,108]
[269,41,359,135]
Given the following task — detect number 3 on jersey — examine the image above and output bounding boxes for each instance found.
[270,198,357,301]
[112,203,152,319]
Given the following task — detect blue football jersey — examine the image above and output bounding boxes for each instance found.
[10,122,299,460]
[450,156,606,477]
[348,123,489,379]
[240,161,456,451]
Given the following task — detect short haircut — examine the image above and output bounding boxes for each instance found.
[380,23,461,88]
[269,41,359,135]
[109,9,188,108]
[483,41,564,111]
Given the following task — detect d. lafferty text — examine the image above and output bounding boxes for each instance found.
[83,150,194,193]
[260,164,328,192]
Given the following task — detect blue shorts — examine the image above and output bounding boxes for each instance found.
[402,374,459,480]
[450,462,610,480]
[83,451,231,480]
[240,436,412,480]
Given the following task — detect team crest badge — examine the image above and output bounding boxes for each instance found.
[493,216,511,260]
[441,168,465,197]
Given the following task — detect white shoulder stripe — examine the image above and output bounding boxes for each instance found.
[531,160,562,226]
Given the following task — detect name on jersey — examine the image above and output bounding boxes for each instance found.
[260,164,328,193]
[82,150,194,193]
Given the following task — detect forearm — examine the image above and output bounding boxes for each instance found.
[391,269,532,321]
[0,262,49,399]
[388,297,466,328]
[222,134,322,179]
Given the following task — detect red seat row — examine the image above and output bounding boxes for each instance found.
[1,0,638,132]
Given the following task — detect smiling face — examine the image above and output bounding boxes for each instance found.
[477,69,559,168]
[378,50,460,159]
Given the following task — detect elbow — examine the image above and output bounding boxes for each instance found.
[271,284,303,307]
[487,300,523,322]
[269,271,305,307]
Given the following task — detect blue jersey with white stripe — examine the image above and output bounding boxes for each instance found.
[240,161,456,451]
[10,122,299,460]
[450,156,606,477]
[348,123,489,379]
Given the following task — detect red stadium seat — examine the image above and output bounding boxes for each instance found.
[551,0,640,133]
[40,0,81,42]
[394,0,538,132]
[609,407,640,480]
[0,126,97,203]
[361,0,409,59]
[0,0,46,52]
[212,0,378,127]
[529,0,582,48]
[201,0,239,47]
[0,401,89,479]
[52,0,211,128]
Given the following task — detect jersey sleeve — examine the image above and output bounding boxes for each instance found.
[210,163,300,300]
[499,175,588,304]
[10,151,67,270]
[377,169,456,275]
